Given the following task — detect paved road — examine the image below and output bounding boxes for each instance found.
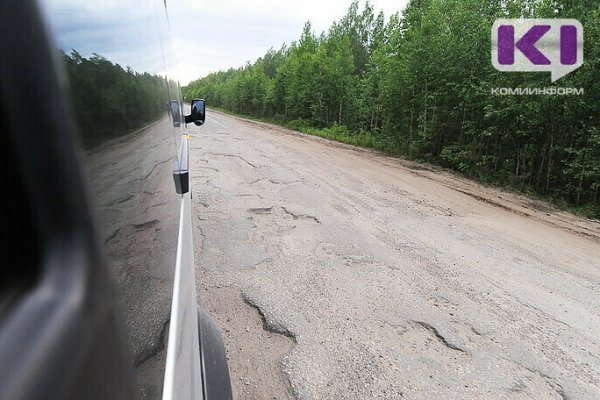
[189,110,600,400]
[88,119,180,399]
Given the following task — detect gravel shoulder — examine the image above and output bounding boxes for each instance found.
[190,110,600,400]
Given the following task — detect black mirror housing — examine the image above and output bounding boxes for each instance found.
[185,98,205,126]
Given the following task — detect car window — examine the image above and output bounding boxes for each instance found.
[40,1,183,397]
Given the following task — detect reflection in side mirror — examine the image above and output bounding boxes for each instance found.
[185,98,205,126]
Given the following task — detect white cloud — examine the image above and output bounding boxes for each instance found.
[168,0,409,84]
[41,0,169,74]
[40,0,409,85]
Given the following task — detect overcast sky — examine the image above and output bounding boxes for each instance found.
[42,0,409,85]
[167,0,409,84]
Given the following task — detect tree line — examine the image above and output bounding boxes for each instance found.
[184,0,600,217]
[62,50,168,149]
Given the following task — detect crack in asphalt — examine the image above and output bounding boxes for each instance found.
[269,178,301,185]
[248,206,321,224]
[197,226,207,251]
[105,227,121,244]
[116,194,135,204]
[144,159,170,180]
[197,166,220,172]
[144,201,169,213]
[482,275,574,331]
[132,219,159,231]
[282,207,321,224]
[249,177,266,185]
[204,152,257,168]
[249,207,274,214]
[410,320,469,354]
[133,219,159,230]
[236,193,265,199]
[242,294,296,342]
[135,317,170,367]
[103,193,135,208]
[510,360,569,400]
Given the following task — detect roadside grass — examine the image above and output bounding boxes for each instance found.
[208,107,600,220]
[210,107,404,155]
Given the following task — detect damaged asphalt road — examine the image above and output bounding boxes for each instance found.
[88,119,181,399]
[190,110,600,400]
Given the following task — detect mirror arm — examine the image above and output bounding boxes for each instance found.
[184,114,193,124]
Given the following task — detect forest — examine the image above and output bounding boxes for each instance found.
[184,0,600,217]
[62,50,167,149]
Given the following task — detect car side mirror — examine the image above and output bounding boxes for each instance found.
[185,98,205,126]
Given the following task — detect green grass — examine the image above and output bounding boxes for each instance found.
[210,107,404,156]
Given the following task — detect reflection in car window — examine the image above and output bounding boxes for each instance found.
[40,0,184,398]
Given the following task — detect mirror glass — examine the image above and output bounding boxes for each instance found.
[191,99,205,126]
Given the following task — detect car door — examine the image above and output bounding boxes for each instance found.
[0,1,230,399]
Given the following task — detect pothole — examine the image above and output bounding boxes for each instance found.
[198,285,296,400]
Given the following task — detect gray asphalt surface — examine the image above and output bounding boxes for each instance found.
[87,119,180,399]
[190,110,600,400]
